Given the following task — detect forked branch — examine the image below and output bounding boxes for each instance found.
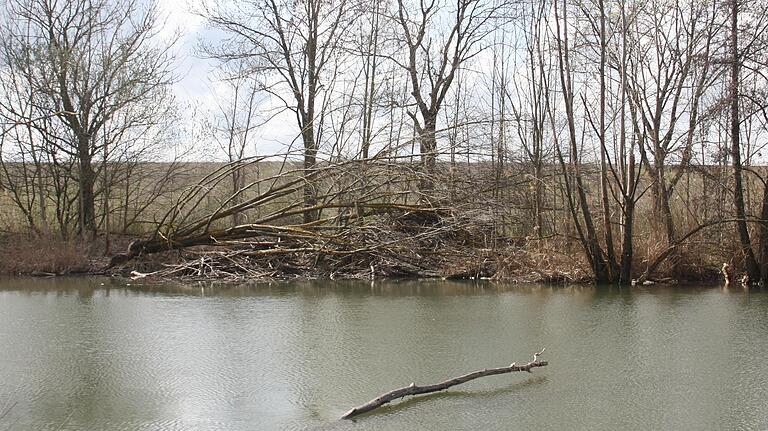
[341,348,548,419]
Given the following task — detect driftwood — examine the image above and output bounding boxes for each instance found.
[341,349,548,419]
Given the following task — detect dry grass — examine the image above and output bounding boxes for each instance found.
[0,234,93,275]
[493,240,591,283]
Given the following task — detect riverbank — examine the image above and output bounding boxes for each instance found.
[0,156,750,286]
[0,231,724,285]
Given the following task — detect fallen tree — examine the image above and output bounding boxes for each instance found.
[341,349,548,419]
[109,155,439,265]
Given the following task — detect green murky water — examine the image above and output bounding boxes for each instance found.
[1,278,767,430]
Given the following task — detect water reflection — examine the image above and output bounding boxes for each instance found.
[0,277,611,297]
[1,278,767,430]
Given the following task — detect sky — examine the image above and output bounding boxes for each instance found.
[157,0,211,103]
[157,0,296,158]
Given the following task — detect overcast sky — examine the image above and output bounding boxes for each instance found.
[158,0,209,103]
[158,0,296,157]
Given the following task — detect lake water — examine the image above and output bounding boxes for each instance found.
[1,278,767,430]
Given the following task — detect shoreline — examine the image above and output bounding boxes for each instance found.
[5,251,724,287]
[0,231,726,286]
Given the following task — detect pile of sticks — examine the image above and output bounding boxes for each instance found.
[118,206,502,281]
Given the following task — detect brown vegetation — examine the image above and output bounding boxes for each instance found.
[0,234,92,276]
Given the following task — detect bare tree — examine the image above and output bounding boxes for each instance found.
[204,0,353,223]
[0,0,176,236]
[392,0,501,192]
[724,0,768,282]
[548,0,615,282]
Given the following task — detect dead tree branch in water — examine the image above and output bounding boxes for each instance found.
[341,349,548,419]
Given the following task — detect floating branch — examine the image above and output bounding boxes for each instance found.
[341,348,548,419]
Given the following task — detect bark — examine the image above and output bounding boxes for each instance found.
[231,168,245,226]
[618,109,637,284]
[533,161,544,239]
[302,5,320,223]
[619,199,635,283]
[302,127,319,223]
[342,349,547,419]
[647,163,675,245]
[103,137,110,255]
[617,5,636,285]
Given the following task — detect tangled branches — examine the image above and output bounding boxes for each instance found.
[109,154,515,280]
[122,206,503,281]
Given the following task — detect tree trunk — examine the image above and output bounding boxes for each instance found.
[552,0,612,283]
[647,163,675,246]
[730,0,759,280]
[231,168,244,226]
[598,0,617,280]
[420,113,438,192]
[78,136,96,236]
[303,127,319,223]
[533,159,544,239]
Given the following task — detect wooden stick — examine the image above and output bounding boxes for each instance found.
[341,348,548,419]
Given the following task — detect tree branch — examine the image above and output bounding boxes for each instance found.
[341,348,548,419]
